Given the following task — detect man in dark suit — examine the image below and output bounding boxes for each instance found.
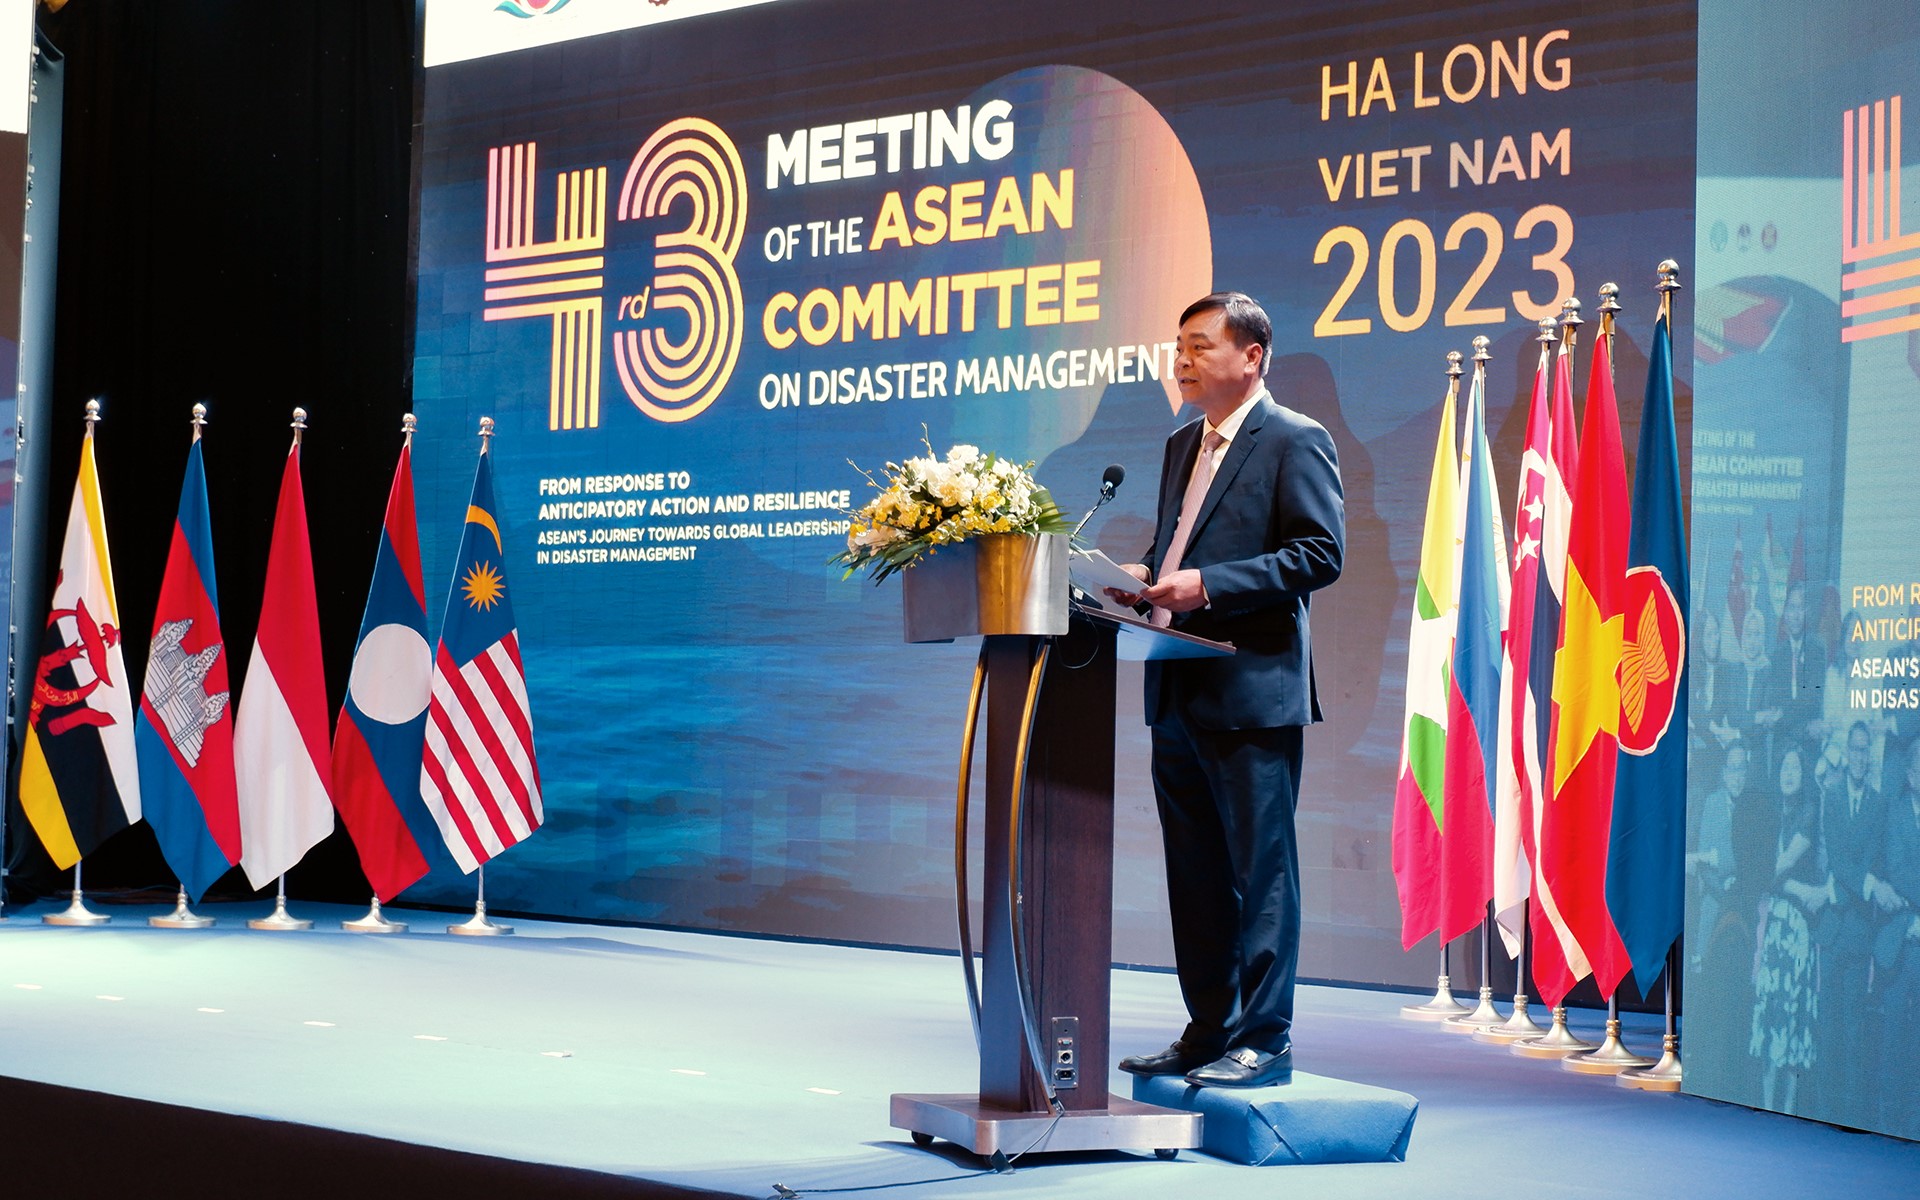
[1814,719,1889,1110]
[1106,292,1344,1087]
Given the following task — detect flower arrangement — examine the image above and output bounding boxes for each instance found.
[834,439,1074,583]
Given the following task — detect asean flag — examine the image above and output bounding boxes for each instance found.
[329,433,438,902]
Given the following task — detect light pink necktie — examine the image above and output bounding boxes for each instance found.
[1151,429,1225,628]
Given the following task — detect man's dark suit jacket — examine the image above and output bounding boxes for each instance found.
[1140,391,1346,731]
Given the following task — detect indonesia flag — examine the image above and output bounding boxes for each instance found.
[330,428,437,902]
[135,430,241,901]
[1436,364,1508,944]
[421,441,542,872]
[235,433,335,888]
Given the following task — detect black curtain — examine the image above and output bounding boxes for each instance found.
[6,1,419,904]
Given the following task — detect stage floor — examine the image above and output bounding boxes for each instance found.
[2,899,1916,1198]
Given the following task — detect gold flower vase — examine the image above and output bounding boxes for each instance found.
[901,532,1069,643]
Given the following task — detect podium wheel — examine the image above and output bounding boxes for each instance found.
[1155,1148,1179,1160]
[911,1131,935,1148]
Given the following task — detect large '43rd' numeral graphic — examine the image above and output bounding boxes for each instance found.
[614,119,747,423]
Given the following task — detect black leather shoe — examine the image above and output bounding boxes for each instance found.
[1118,1040,1221,1076]
[1183,1045,1294,1088]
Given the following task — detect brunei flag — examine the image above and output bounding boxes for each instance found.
[1540,333,1634,1006]
[1437,365,1508,945]
[330,431,437,902]
[1392,382,1459,948]
[135,430,241,900]
[20,414,141,867]
[235,433,336,888]
[1606,305,1689,995]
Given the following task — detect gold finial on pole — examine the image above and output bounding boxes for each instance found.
[1558,296,1583,355]
[1656,259,1682,322]
[84,397,101,438]
[478,415,495,455]
[191,402,207,444]
[1598,282,1622,368]
[402,412,417,447]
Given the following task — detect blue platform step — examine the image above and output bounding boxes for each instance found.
[1131,1071,1418,1166]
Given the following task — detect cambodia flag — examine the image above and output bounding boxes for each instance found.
[1436,366,1507,944]
[329,434,437,902]
[235,436,335,888]
[1540,334,1634,1006]
[136,436,240,901]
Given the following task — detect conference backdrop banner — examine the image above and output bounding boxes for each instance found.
[412,0,1694,987]
[1688,0,1919,1141]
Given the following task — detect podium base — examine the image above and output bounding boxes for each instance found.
[890,1093,1201,1159]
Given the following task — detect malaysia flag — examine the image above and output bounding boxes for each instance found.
[421,443,542,872]
[135,431,241,901]
[235,433,335,888]
[330,428,438,902]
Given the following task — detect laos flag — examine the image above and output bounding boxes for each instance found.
[135,435,240,901]
[329,432,438,901]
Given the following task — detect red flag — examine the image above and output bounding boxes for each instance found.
[234,436,335,888]
[1538,334,1633,1006]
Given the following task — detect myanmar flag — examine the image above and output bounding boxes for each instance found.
[1392,383,1460,948]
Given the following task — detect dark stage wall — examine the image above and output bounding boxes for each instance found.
[4,2,416,900]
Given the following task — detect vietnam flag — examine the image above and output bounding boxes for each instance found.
[1539,333,1633,1006]
[1436,364,1508,945]
[330,429,437,902]
[1392,382,1459,948]
[235,431,335,888]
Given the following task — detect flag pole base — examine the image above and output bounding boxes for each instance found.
[1511,1005,1597,1058]
[248,893,314,931]
[42,890,110,927]
[448,901,512,936]
[149,888,214,929]
[1617,1035,1683,1092]
[1562,1018,1654,1074]
[1472,994,1548,1044]
[1441,985,1506,1034]
[342,897,408,934]
[1401,973,1472,1020]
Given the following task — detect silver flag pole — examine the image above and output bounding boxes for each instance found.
[1565,990,1654,1074]
[1619,946,1683,1091]
[43,861,109,926]
[343,894,409,934]
[149,885,214,929]
[449,864,513,935]
[249,873,314,930]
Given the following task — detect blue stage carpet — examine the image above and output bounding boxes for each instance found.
[2,900,1916,1198]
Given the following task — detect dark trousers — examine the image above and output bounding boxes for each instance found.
[1150,715,1304,1055]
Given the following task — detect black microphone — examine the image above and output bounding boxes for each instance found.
[1071,464,1126,540]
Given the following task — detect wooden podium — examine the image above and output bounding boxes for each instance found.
[887,536,1226,1159]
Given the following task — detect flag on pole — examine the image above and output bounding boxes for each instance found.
[1526,330,1585,991]
[330,427,437,902]
[235,428,335,888]
[1607,301,1689,995]
[1392,382,1460,947]
[135,427,241,900]
[1436,362,1508,944]
[1539,332,1634,1006]
[19,408,140,867]
[1492,338,1563,953]
[420,438,542,872]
